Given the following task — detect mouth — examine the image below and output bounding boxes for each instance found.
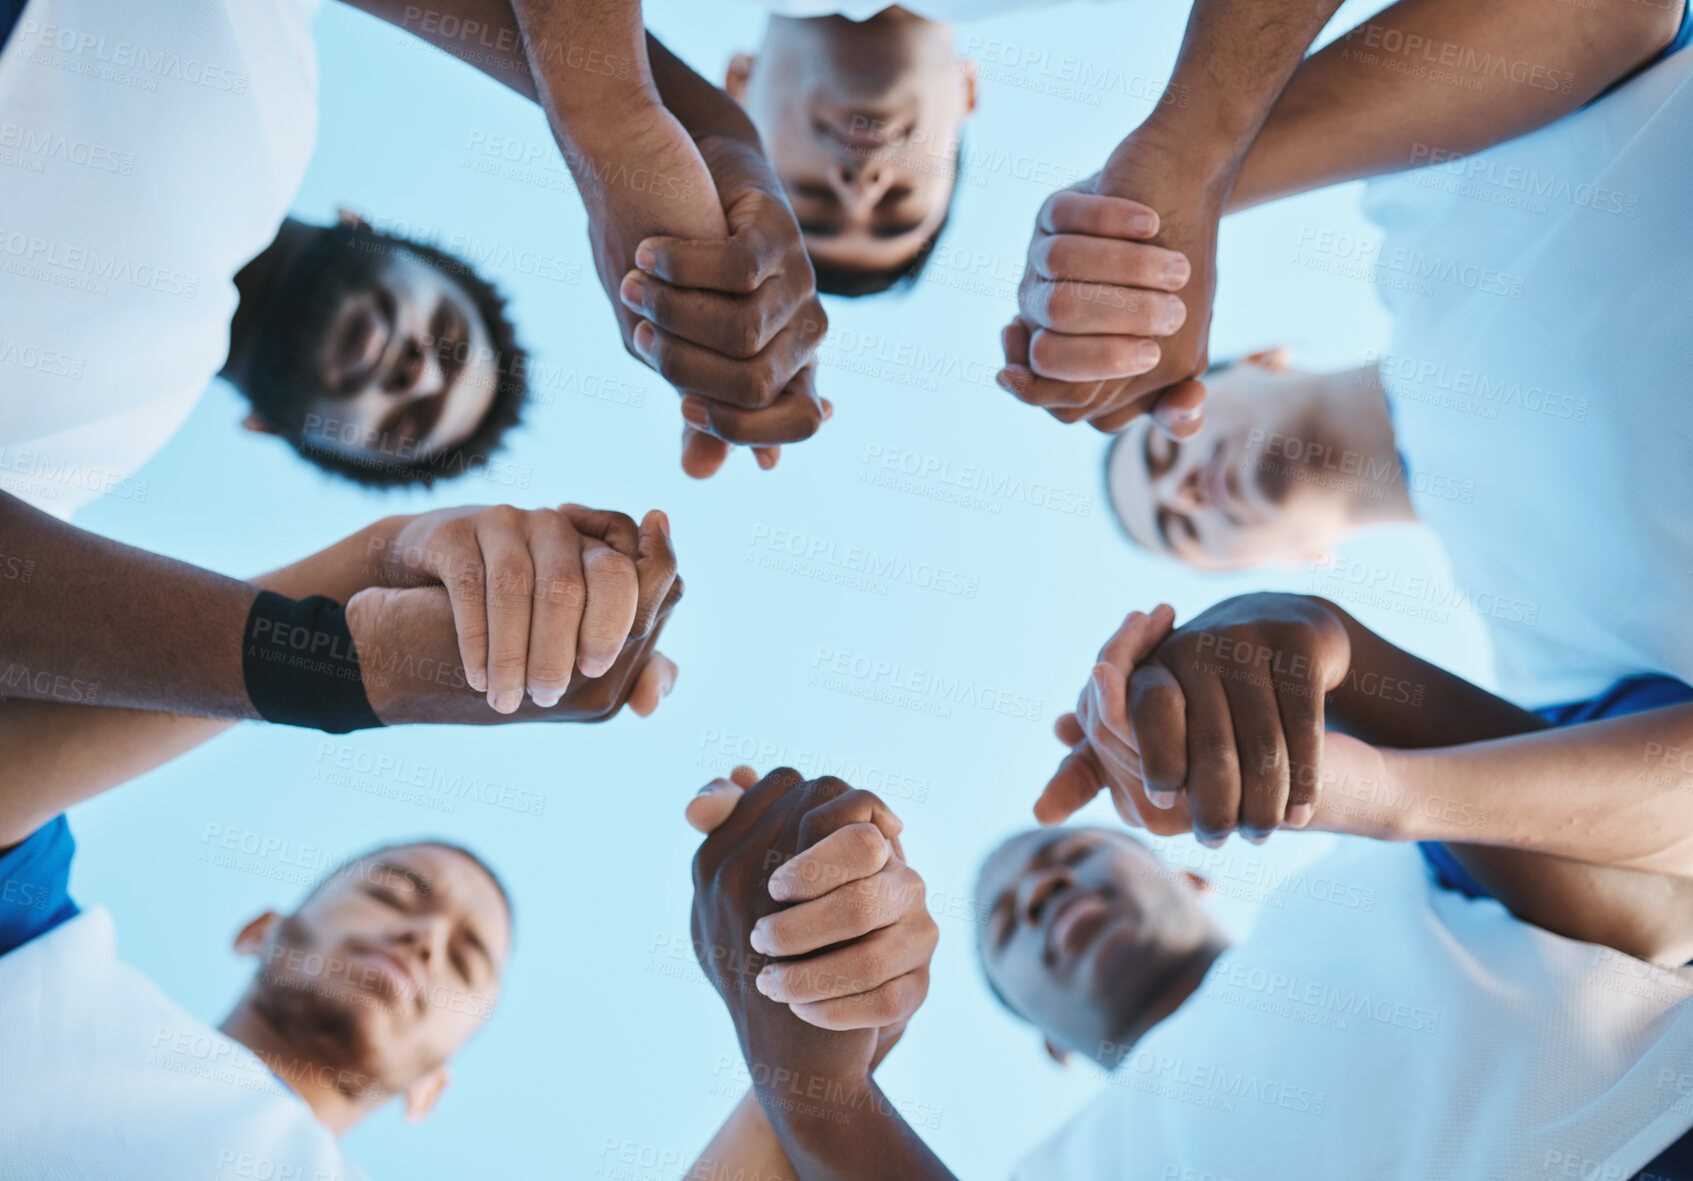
[1045,888,1115,970]
[355,946,423,1014]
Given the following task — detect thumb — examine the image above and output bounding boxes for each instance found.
[684,765,760,833]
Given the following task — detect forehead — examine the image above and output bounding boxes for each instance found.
[1106,420,1162,553]
[316,845,512,963]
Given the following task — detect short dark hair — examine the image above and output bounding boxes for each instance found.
[812,135,965,299]
[249,224,530,490]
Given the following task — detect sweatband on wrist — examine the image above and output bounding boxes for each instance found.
[242,591,383,733]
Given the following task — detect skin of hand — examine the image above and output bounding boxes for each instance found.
[343,517,681,725]
[999,127,1233,440]
[1074,595,1353,845]
[618,134,833,478]
[690,769,937,1084]
[374,506,676,714]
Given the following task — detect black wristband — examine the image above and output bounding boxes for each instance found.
[242,591,383,733]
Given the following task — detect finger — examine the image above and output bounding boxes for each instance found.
[621,268,798,360]
[789,967,929,1033]
[1098,603,1177,673]
[575,542,639,677]
[681,425,733,479]
[1127,662,1187,808]
[769,823,891,903]
[1038,191,1160,239]
[624,650,677,718]
[783,786,906,897]
[1085,664,1143,782]
[523,512,586,708]
[631,511,679,640]
[1034,743,1106,826]
[1173,666,1240,846]
[757,919,935,1005]
[680,365,824,447]
[999,317,1111,415]
[1147,378,1208,440]
[1278,674,1325,830]
[439,545,492,697]
[636,311,822,411]
[1022,278,1187,338]
[637,232,779,294]
[698,766,808,861]
[1054,711,1085,748]
[558,505,640,559]
[1028,328,1160,383]
[751,863,921,956]
[1220,666,1290,843]
[476,515,537,714]
[753,445,780,471]
[685,772,746,834]
[1031,234,1190,291]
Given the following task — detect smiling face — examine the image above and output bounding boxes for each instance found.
[1105,358,1349,570]
[246,843,511,1098]
[728,14,975,286]
[976,828,1223,1063]
[240,224,511,478]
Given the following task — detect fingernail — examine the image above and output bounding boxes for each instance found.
[680,397,709,427]
[633,320,657,364]
[491,690,523,714]
[1286,804,1314,829]
[749,924,771,954]
[1137,341,1160,367]
[1147,790,1177,810]
[695,780,730,796]
[468,669,488,693]
[654,510,671,537]
[1166,258,1191,286]
[767,872,791,901]
[756,450,776,471]
[996,368,1026,395]
[1244,831,1270,846]
[1132,213,1156,234]
[619,273,645,309]
[635,242,657,272]
[754,964,775,995]
[530,688,562,708]
[1172,404,1204,425]
[820,399,835,422]
[1199,834,1227,849]
[578,657,611,678]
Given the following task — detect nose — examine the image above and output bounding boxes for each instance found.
[395,912,451,972]
[1015,865,1074,929]
[1160,458,1206,513]
[387,336,444,398]
[827,160,893,218]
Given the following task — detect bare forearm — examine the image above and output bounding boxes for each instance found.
[689,1091,800,1181]
[1230,0,1684,210]
[761,1078,955,1181]
[1146,0,1346,163]
[1387,706,1693,875]
[0,492,257,717]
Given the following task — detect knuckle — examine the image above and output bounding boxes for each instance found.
[844,823,886,867]
[1188,730,1237,770]
[447,562,487,599]
[727,310,767,360]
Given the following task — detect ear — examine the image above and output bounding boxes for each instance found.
[1043,1038,1070,1066]
[241,412,282,436]
[1181,871,1215,896]
[1244,347,1293,372]
[725,52,754,102]
[233,911,282,957]
[336,207,370,230]
[960,57,979,116]
[403,1065,451,1123]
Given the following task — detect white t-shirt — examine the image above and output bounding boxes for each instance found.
[1012,841,1693,1180]
[0,0,321,520]
[0,908,366,1181]
[1358,48,1693,707]
[748,0,1109,23]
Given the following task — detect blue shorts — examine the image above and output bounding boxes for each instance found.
[0,814,79,956]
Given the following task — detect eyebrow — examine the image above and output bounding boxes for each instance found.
[990,833,1067,947]
[369,862,432,897]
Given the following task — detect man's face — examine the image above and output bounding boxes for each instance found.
[244,227,502,469]
[728,15,974,278]
[249,843,511,1098]
[976,828,1217,1062]
[1105,359,1339,570]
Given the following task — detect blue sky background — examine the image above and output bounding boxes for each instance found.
[65,0,1497,1175]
